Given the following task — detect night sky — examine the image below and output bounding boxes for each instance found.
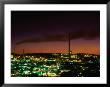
[11,11,100,54]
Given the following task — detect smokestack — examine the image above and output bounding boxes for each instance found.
[14,47,15,58]
[68,33,71,58]
[23,49,24,58]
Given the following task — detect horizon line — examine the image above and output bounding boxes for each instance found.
[11,52,100,55]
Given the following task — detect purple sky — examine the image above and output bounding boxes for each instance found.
[11,11,100,54]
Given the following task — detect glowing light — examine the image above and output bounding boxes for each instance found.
[83,69,85,70]
[23,70,30,75]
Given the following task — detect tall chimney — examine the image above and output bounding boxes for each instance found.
[14,47,15,58]
[23,49,24,58]
[68,33,71,58]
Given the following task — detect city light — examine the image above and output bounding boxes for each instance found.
[11,53,100,77]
